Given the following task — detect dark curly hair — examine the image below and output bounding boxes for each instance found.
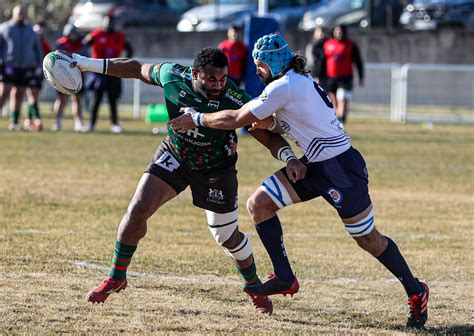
[193,48,228,72]
[280,53,310,76]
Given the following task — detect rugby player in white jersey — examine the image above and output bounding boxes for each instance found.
[169,33,430,329]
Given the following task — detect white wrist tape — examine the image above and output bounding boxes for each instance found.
[277,146,297,163]
[72,53,108,74]
[183,107,203,127]
[267,118,277,131]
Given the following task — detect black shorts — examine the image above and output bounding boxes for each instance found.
[0,66,40,88]
[326,76,353,94]
[279,147,371,219]
[145,141,238,213]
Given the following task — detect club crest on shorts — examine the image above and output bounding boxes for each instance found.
[327,187,343,205]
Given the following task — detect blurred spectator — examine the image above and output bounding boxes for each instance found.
[323,25,364,125]
[218,25,247,86]
[0,5,43,131]
[52,23,86,132]
[82,15,133,133]
[23,19,52,131]
[305,27,328,91]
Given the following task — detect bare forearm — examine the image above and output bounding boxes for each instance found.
[106,58,142,79]
[250,129,293,160]
[72,53,151,84]
[201,110,244,130]
[268,133,292,159]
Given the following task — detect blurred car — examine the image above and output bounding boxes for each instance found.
[399,0,474,30]
[69,0,197,31]
[299,0,404,30]
[176,0,329,32]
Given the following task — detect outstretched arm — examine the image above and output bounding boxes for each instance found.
[200,102,258,130]
[66,52,157,85]
[168,102,260,131]
[168,104,307,182]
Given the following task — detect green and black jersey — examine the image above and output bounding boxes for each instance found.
[150,62,252,173]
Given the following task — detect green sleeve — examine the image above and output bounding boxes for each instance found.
[150,62,191,87]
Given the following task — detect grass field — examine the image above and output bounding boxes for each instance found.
[1,116,473,334]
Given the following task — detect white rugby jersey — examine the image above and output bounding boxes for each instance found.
[247,70,351,162]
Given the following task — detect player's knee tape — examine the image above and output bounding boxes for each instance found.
[344,208,375,237]
[336,88,352,101]
[224,233,253,260]
[206,209,238,245]
[260,174,293,209]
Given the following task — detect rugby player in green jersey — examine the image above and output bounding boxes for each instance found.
[62,47,307,314]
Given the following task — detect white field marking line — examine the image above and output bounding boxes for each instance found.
[74,261,242,286]
[73,261,473,287]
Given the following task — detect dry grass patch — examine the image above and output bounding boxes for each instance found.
[1,118,473,334]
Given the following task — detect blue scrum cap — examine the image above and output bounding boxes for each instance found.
[252,33,293,77]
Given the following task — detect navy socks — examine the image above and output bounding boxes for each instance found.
[255,215,294,281]
[376,236,422,296]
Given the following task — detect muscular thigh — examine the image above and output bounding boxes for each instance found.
[130,173,177,217]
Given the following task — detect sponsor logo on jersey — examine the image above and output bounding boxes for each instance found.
[259,90,268,101]
[168,66,192,80]
[226,88,243,100]
[327,187,343,206]
[281,120,290,132]
[176,127,205,139]
[224,88,244,106]
[224,134,237,156]
[208,100,220,109]
[208,188,225,205]
[179,90,187,98]
[194,97,202,103]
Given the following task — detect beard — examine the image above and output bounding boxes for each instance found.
[258,74,274,86]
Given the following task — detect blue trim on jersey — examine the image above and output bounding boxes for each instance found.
[307,138,350,162]
[306,134,350,161]
[197,113,203,126]
[307,134,346,153]
[262,176,286,208]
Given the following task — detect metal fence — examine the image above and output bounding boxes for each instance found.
[38,59,474,124]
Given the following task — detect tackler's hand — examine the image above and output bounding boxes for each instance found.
[167,107,199,132]
[248,116,274,131]
[286,158,307,183]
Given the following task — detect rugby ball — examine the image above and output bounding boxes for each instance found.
[43,51,82,95]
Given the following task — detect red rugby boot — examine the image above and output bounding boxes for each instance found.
[406,281,429,329]
[244,273,299,297]
[86,276,127,303]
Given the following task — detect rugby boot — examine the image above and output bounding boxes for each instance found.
[34,119,43,131]
[245,292,273,315]
[244,273,299,297]
[406,281,429,329]
[86,276,127,303]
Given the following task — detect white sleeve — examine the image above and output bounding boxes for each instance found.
[247,80,289,120]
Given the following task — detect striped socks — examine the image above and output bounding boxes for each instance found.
[238,261,261,287]
[109,240,137,280]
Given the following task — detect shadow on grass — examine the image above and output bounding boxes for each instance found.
[426,324,474,335]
